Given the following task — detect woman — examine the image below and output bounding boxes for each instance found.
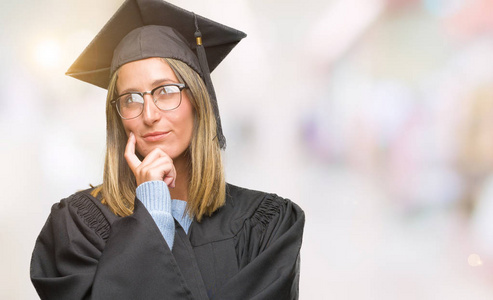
[30,0,304,299]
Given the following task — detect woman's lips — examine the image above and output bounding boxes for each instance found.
[142,131,170,142]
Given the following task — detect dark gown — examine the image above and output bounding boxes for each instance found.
[30,183,304,299]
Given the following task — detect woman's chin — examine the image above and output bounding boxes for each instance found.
[137,145,173,159]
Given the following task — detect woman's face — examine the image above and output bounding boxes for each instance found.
[116,57,194,160]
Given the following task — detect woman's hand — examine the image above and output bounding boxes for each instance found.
[124,132,176,187]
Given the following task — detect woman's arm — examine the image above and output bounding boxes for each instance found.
[136,180,176,249]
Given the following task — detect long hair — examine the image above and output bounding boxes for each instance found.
[92,58,226,221]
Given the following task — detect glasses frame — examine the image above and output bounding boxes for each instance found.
[110,83,188,120]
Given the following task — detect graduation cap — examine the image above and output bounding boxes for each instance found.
[66,0,247,149]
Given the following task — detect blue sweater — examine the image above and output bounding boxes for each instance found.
[136,181,193,250]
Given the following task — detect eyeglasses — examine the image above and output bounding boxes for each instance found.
[111,83,188,119]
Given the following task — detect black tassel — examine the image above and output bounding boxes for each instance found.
[194,14,226,149]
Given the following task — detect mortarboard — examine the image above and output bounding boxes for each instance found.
[66,0,247,149]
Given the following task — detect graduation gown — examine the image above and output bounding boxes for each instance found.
[30,183,304,299]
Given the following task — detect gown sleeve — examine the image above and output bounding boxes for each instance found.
[30,193,109,300]
[213,194,305,300]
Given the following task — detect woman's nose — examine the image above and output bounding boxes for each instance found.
[141,94,161,125]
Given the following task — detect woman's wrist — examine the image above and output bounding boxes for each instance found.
[136,181,172,213]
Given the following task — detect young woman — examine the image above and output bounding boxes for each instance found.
[30,1,304,299]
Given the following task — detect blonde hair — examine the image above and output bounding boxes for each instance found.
[92,58,226,221]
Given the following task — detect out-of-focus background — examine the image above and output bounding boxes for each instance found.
[2,0,493,299]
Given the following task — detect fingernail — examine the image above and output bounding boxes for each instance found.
[129,132,134,137]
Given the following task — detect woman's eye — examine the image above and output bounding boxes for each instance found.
[159,87,169,95]
[120,94,142,107]
[123,95,136,105]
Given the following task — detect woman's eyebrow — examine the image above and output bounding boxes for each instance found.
[119,78,176,94]
[150,78,176,88]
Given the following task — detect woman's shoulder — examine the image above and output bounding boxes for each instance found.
[189,183,303,246]
[225,183,303,217]
[48,188,118,241]
[54,188,108,213]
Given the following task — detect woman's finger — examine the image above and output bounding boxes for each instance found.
[123,135,176,187]
[164,171,176,188]
[124,132,142,172]
[163,162,176,188]
[140,147,169,166]
[137,156,176,187]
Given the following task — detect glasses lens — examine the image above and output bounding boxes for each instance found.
[117,93,144,119]
[153,85,182,111]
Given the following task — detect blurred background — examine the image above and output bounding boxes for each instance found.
[2,0,493,299]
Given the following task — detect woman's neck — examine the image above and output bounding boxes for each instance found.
[169,152,189,201]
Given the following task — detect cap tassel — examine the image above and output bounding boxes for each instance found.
[194,14,226,149]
